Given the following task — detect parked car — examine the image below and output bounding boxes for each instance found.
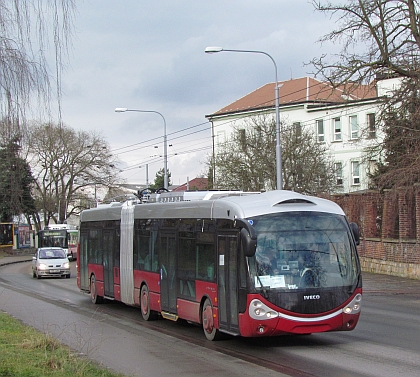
[32,247,71,279]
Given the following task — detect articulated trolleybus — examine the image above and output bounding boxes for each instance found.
[77,190,362,340]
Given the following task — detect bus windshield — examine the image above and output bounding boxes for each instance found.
[38,230,68,249]
[248,211,359,291]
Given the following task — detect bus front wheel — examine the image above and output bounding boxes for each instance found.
[90,275,104,304]
[140,285,157,321]
[202,298,221,341]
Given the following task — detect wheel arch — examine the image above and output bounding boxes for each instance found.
[138,280,149,301]
[139,281,158,320]
[89,272,96,292]
[199,295,214,325]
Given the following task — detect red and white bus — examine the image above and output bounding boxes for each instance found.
[77,190,362,340]
[37,225,78,260]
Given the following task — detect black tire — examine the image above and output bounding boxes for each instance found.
[90,275,104,304]
[140,284,157,320]
[202,298,221,341]
[32,269,36,278]
[66,274,71,279]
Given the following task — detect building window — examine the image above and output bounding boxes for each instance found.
[334,162,343,185]
[351,161,360,185]
[367,113,376,138]
[349,115,358,139]
[316,119,324,142]
[216,130,226,145]
[333,117,342,141]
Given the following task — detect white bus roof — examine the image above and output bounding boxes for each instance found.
[80,190,345,223]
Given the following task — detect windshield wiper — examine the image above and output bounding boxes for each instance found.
[255,274,270,298]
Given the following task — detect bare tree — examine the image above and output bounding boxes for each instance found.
[311,1,420,189]
[281,122,336,194]
[26,122,120,229]
[310,0,420,84]
[211,115,276,191]
[210,115,336,194]
[366,78,420,188]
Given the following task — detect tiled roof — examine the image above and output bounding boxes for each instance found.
[207,77,377,117]
[172,177,209,192]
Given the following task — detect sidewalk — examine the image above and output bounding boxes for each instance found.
[362,271,420,294]
[0,250,34,267]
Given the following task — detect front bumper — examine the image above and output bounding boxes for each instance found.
[37,269,70,277]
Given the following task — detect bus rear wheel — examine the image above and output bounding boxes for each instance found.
[140,285,157,320]
[90,275,104,304]
[202,298,221,341]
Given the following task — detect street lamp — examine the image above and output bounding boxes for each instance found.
[115,107,168,190]
[205,46,282,190]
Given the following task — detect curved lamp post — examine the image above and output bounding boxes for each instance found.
[205,46,282,190]
[115,107,168,190]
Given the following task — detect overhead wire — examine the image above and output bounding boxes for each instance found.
[113,80,333,155]
[115,79,381,173]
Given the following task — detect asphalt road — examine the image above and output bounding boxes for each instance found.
[0,259,419,377]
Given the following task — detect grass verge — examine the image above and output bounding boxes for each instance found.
[0,311,125,377]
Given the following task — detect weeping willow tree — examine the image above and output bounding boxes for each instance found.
[0,1,76,120]
[0,0,76,222]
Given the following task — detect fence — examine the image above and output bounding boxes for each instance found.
[329,186,420,279]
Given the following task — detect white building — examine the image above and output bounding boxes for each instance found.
[206,76,400,193]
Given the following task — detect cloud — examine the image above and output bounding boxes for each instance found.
[56,0,338,185]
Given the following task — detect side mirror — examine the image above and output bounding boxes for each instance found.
[234,219,257,257]
[240,228,257,257]
[349,222,360,245]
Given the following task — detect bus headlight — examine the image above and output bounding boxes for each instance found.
[343,293,362,314]
[249,299,278,320]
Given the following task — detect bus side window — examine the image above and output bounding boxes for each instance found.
[150,231,159,272]
[178,238,196,298]
[196,243,215,281]
[88,229,102,265]
[134,229,150,270]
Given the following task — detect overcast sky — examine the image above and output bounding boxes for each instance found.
[58,0,338,186]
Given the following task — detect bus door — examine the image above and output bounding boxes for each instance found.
[159,232,177,315]
[79,231,89,290]
[103,230,115,297]
[217,233,239,335]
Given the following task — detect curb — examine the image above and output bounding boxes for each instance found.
[0,256,33,267]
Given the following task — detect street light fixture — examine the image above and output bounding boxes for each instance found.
[205,46,282,190]
[115,107,168,190]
